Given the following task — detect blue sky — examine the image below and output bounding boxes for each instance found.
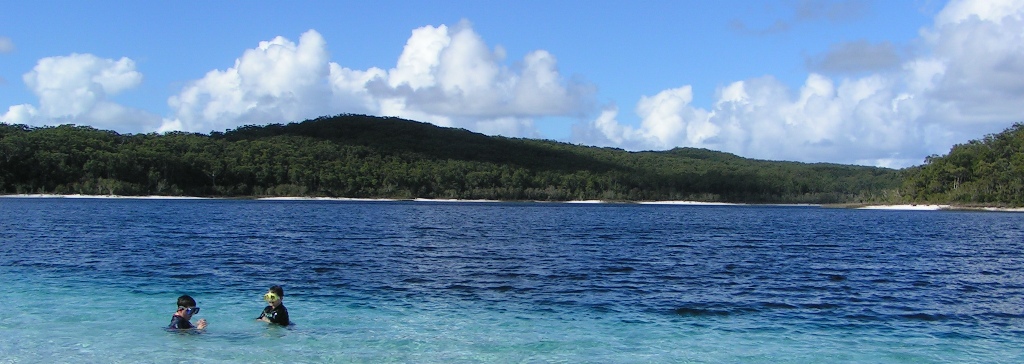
[3,0,1023,168]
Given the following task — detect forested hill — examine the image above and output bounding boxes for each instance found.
[901,123,1024,206]
[0,114,901,203]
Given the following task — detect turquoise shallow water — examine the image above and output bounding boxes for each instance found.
[1,198,1023,363]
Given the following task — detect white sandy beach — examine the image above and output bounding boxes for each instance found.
[858,204,950,210]
[638,201,740,206]
[857,204,1024,212]
[4,194,1022,212]
[413,198,500,203]
[976,207,1024,212]
[1,194,740,206]
[258,196,401,202]
[0,194,208,200]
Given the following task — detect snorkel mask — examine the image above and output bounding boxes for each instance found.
[263,292,280,303]
[178,306,200,315]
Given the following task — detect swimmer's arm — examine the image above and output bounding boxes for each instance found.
[256,308,272,322]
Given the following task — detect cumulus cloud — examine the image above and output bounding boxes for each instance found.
[4,22,590,138]
[164,22,593,136]
[370,21,593,133]
[590,86,715,151]
[922,0,1024,125]
[163,30,333,132]
[0,53,162,133]
[583,73,932,167]
[582,0,1024,168]
[163,28,339,132]
[0,36,13,53]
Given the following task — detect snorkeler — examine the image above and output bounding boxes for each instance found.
[256,285,290,326]
[168,294,207,330]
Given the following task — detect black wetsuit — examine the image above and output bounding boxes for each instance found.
[258,304,290,325]
[168,314,194,329]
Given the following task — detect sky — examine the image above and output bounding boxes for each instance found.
[2,0,1024,168]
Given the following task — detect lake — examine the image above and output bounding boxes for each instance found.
[1,197,1022,363]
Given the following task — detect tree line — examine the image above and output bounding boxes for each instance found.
[0,114,917,204]
[900,123,1024,206]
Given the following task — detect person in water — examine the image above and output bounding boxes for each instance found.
[257,285,290,326]
[168,294,207,330]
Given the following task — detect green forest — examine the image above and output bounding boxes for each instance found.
[900,123,1024,206]
[0,114,1021,206]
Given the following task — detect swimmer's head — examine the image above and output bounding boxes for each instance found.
[177,295,197,308]
[176,295,200,317]
[264,285,284,303]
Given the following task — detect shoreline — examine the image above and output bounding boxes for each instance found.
[0,194,746,206]
[857,204,950,211]
[852,204,1024,212]
[0,194,732,206]
[3,194,1022,212]
[0,193,210,200]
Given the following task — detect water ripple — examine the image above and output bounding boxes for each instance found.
[2,199,1023,344]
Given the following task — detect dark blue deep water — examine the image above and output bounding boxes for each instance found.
[1,197,1023,363]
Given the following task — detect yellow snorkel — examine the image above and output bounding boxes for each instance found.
[264,292,280,303]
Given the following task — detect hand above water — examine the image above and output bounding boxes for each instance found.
[196,318,208,330]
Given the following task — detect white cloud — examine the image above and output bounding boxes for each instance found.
[579,0,1024,168]
[935,0,1024,24]
[634,86,707,148]
[163,30,334,133]
[582,72,935,167]
[326,63,387,115]
[0,53,162,133]
[370,21,594,131]
[164,22,593,137]
[0,36,13,53]
[922,0,1024,125]
[387,25,450,90]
